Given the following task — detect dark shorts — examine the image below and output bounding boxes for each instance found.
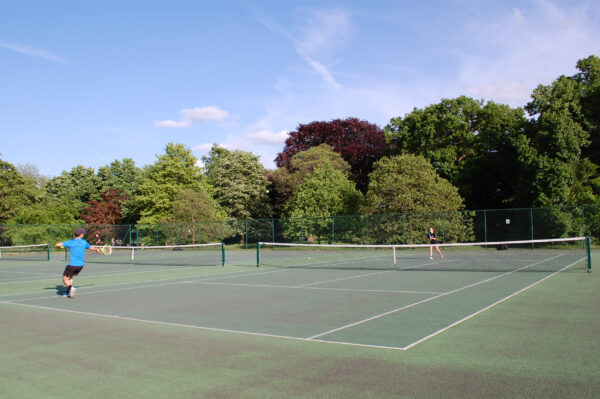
[430,239,437,244]
[63,265,84,278]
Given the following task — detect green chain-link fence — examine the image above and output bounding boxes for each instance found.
[1,205,598,248]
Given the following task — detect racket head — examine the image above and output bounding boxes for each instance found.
[101,245,112,255]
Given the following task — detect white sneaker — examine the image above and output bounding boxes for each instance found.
[69,287,76,298]
[429,256,433,260]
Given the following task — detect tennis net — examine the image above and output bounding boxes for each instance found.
[0,244,50,261]
[84,243,225,266]
[257,237,592,273]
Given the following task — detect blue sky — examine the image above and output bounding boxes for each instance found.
[1,0,599,177]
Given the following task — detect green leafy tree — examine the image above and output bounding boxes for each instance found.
[385,96,530,209]
[282,165,363,243]
[460,102,528,208]
[575,55,600,167]
[518,75,590,206]
[135,143,216,225]
[44,165,101,216]
[159,188,226,244]
[17,163,48,189]
[269,144,351,216]
[276,118,386,192]
[364,155,470,243]
[97,158,143,222]
[203,145,272,220]
[385,96,482,183]
[0,159,39,225]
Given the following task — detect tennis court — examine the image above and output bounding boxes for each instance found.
[1,240,599,398]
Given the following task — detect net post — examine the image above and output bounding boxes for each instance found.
[221,242,225,266]
[393,246,397,270]
[46,243,50,261]
[256,242,260,267]
[586,237,592,273]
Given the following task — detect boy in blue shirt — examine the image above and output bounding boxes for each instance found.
[56,228,99,298]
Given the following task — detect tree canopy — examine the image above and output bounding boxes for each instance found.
[135,143,216,225]
[203,145,272,220]
[269,144,351,216]
[365,155,464,215]
[1,54,598,238]
[275,117,386,192]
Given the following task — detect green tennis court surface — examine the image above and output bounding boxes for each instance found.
[1,247,598,398]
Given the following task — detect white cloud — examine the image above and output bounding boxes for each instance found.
[193,143,215,152]
[0,39,69,64]
[154,106,229,128]
[245,129,289,144]
[181,106,228,122]
[153,119,190,128]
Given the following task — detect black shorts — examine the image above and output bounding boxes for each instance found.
[430,239,437,244]
[63,265,84,278]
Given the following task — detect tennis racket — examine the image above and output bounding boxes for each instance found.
[100,245,112,255]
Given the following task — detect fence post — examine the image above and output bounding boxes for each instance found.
[483,210,487,243]
[332,216,335,244]
[582,205,586,237]
[365,215,369,245]
[441,212,446,243]
[401,213,405,244]
[530,208,534,248]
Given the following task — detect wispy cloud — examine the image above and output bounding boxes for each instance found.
[154,106,229,128]
[253,6,351,89]
[0,39,69,64]
[456,0,600,106]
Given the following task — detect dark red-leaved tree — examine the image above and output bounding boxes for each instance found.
[79,188,129,225]
[275,118,386,192]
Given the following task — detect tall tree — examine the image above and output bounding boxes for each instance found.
[275,117,386,192]
[135,143,216,225]
[460,102,527,208]
[575,55,600,167]
[44,165,101,215]
[203,146,272,220]
[282,165,363,243]
[384,96,528,209]
[365,155,464,214]
[269,144,351,216]
[385,96,482,183]
[97,158,143,223]
[519,74,591,206]
[0,159,39,224]
[364,155,468,244]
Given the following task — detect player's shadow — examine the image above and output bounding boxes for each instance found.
[45,285,68,296]
[45,284,95,296]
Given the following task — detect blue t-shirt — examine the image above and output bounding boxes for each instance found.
[62,238,91,266]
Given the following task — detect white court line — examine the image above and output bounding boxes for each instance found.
[0,267,288,300]
[402,257,584,350]
[191,281,443,295]
[296,270,393,287]
[0,265,228,286]
[0,270,56,276]
[0,300,410,351]
[307,253,565,340]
